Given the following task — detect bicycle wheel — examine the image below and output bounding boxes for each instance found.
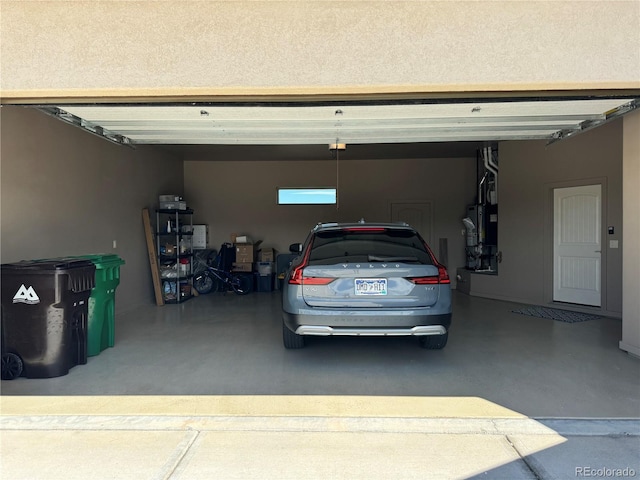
[230,273,253,295]
[194,271,219,294]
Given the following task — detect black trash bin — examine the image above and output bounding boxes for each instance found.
[1,259,96,380]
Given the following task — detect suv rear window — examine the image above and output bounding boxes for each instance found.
[308,229,434,265]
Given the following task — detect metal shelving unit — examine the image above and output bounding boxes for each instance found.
[156,208,194,303]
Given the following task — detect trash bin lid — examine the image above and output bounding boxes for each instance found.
[70,254,125,267]
[34,255,124,269]
[1,259,95,272]
[1,259,96,292]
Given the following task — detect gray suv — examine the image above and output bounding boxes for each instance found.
[282,221,452,349]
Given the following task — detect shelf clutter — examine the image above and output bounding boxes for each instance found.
[156,195,194,304]
[145,197,287,304]
[230,233,277,292]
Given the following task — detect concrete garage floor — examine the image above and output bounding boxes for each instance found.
[2,291,639,417]
[2,291,639,479]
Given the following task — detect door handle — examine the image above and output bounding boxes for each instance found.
[595,250,601,253]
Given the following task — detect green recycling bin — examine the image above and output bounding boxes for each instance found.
[71,254,125,356]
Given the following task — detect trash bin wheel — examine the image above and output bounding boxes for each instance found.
[1,352,23,380]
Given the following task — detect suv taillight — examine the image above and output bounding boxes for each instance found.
[408,265,450,285]
[288,265,304,285]
[342,227,386,232]
[437,264,450,284]
[289,265,334,285]
[408,276,439,285]
[418,239,451,285]
[288,239,313,285]
[302,277,335,285]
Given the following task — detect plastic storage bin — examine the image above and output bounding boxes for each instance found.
[1,259,95,379]
[254,273,274,292]
[70,254,125,356]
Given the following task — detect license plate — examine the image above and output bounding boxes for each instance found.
[355,278,387,295]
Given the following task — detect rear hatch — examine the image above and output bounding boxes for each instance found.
[301,263,443,308]
[296,226,447,308]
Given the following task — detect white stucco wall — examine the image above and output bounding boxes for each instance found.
[620,108,640,357]
[1,1,639,99]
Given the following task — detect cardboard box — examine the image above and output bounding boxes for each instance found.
[230,233,253,243]
[258,248,276,262]
[235,244,255,263]
[232,262,253,272]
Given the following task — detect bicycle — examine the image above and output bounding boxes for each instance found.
[193,264,253,295]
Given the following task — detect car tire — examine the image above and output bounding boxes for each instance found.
[282,322,305,349]
[419,332,448,349]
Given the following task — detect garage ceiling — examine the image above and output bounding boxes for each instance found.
[38,97,638,152]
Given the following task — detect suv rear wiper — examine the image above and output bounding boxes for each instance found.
[367,255,418,262]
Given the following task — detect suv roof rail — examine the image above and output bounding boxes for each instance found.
[313,222,339,230]
[312,220,413,231]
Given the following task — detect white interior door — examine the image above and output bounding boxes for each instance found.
[391,202,432,244]
[553,185,602,306]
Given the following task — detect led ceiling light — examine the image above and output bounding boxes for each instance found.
[328,143,346,150]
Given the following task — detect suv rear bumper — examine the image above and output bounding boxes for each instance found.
[283,312,451,336]
[294,325,447,336]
